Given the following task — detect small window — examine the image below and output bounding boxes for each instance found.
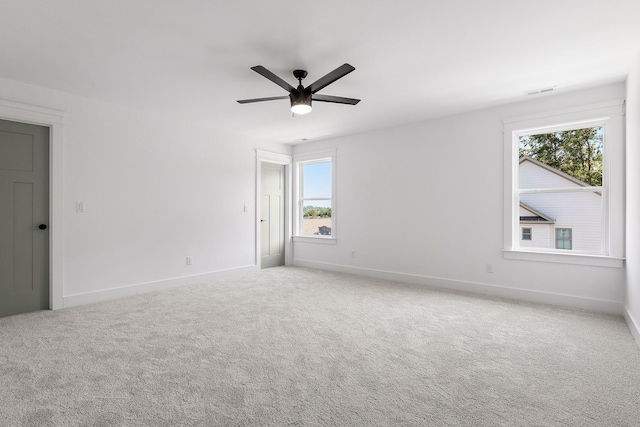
[294,149,337,240]
[300,161,332,236]
[555,228,572,250]
[522,228,532,240]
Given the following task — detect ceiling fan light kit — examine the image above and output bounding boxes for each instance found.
[237,64,360,115]
[290,94,312,114]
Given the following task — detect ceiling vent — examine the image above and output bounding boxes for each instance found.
[525,86,556,96]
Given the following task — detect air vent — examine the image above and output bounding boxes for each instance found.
[525,86,556,96]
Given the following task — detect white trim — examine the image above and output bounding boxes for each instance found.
[519,186,603,194]
[256,150,292,164]
[624,306,640,349]
[502,100,624,125]
[293,259,623,314]
[64,265,257,308]
[503,101,624,264]
[293,236,337,245]
[293,149,337,163]
[0,99,65,124]
[256,150,293,267]
[0,99,65,310]
[503,250,623,268]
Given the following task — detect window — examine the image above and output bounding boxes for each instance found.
[294,150,337,241]
[555,228,572,250]
[517,123,603,253]
[301,161,332,236]
[503,101,624,267]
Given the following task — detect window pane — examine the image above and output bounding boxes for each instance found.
[519,193,600,252]
[519,127,603,186]
[555,230,572,250]
[556,228,571,239]
[302,200,331,236]
[555,228,572,249]
[302,162,332,198]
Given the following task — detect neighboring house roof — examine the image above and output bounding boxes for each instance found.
[519,156,592,188]
[519,202,555,224]
[518,156,601,224]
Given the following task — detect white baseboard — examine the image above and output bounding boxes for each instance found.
[624,306,640,349]
[63,265,258,308]
[293,259,623,315]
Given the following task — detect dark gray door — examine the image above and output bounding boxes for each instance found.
[0,119,49,317]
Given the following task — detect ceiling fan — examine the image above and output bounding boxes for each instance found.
[237,63,360,115]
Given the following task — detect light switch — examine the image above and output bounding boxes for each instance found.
[76,202,85,213]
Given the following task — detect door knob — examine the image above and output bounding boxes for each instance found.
[38,224,47,230]
[260,219,266,222]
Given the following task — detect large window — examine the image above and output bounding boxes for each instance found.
[294,150,336,240]
[517,123,603,253]
[503,101,624,267]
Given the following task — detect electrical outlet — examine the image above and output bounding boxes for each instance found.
[485,263,493,273]
[351,250,356,258]
[186,256,193,266]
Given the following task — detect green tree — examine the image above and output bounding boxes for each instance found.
[318,208,331,218]
[302,206,331,218]
[303,207,318,218]
[519,127,602,186]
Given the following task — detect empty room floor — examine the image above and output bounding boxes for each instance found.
[1,267,639,426]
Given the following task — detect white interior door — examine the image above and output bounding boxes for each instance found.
[0,119,50,317]
[261,162,285,268]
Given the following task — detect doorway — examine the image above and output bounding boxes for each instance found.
[0,119,50,317]
[256,150,292,269]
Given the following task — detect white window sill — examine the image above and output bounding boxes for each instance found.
[503,249,624,268]
[293,236,337,245]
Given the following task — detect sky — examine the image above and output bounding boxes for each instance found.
[302,161,331,208]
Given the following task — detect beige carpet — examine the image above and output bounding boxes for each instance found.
[1,266,639,426]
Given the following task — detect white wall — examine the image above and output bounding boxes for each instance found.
[293,83,626,313]
[0,76,290,306]
[626,50,640,342]
[518,223,552,250]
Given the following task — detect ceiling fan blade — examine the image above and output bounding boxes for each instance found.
[237,96,289,104]
[313,94,360,105]
[251,66,297,93]
[307,64,356,94]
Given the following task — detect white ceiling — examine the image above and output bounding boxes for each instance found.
[2,1,640,144]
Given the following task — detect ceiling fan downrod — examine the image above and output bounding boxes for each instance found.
[293,69,308,89]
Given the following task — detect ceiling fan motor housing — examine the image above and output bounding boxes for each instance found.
[290,90,312,113]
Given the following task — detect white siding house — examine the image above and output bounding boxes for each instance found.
[519,156,603,253]
[519,203,555,249]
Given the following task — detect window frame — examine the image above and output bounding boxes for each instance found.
[503,100,624,268]
[516,119,606,254]
[555,228,573,250]
[293,149,337,244]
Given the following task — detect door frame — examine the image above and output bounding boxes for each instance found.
[0,99,64,310]
[256,150,292,268]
